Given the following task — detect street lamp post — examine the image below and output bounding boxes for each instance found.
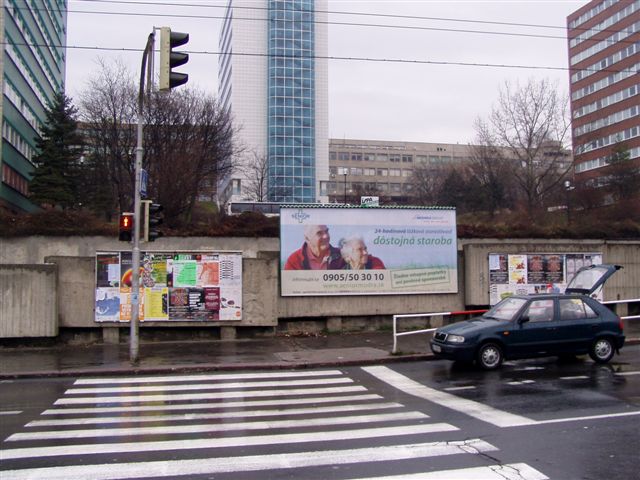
[564,180,575,226]
[343,172,347,204]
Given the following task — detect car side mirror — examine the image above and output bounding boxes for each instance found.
[519,315,530,324]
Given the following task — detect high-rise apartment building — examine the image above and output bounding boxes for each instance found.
[1,0,68,212]
[567,0,639,195]
[218,0,328,205]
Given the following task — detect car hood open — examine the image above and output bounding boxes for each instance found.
[564,264,622,295]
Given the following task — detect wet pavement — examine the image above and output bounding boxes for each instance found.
[0,331,434,378]
[2,324,638,379]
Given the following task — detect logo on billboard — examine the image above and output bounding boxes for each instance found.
[291,209,310,223]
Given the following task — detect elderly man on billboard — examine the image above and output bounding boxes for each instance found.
[284,225,345,270]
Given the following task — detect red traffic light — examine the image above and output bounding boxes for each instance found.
[119,212,134,242]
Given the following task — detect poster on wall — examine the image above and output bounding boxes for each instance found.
[280,206,458,296]
[489,252,602,305]
[94,251,243,322]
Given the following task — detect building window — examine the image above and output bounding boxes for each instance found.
[402,155,413,163]
[351,153,362,161]
[389,168,401,176]
[232,179,241,195]
[389,154,401,163]
[377,168,388,176]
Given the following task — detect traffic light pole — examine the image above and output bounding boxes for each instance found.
[130,32,155,365]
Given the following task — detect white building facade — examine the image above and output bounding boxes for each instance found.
[218,0,328,205]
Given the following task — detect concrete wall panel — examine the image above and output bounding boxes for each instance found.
[0,264,58,337]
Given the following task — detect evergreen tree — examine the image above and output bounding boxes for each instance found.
[29,91,84,209]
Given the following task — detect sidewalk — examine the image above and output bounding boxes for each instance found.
[0,331,433,379]
[2,328,638,379]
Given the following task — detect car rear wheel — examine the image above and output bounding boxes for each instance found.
[589,337,615,364]
[477,343,503,370]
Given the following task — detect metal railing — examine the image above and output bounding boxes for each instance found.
[392,310,487,354]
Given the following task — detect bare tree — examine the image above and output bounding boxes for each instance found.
[79,59,238,225]
[467,144,517,216]
[242,151,269,202]
[475,78,571,218]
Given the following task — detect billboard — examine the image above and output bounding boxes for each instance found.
[280,206,457,296]
[488,252,603,305]
[95,251,242,322]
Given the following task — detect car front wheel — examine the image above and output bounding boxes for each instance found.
[477,343,503,370]
[589,337,615,364]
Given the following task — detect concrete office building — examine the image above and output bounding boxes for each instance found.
[1,0,67,212]
[218,0,328,205]
[567,0,640,194]
[327,138,572,204]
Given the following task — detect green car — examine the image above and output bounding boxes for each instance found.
[430,264,626,370]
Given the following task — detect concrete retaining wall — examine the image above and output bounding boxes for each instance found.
[1,236,638,338]
[0,264,58,337]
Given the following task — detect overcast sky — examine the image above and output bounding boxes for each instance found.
[66,0,584,145]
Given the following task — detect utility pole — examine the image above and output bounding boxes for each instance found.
[130,32,155,365]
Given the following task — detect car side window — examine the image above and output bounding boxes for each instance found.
[560,299,598,320]
[524,299,555,322]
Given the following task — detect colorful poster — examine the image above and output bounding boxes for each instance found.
[95,287,120,321]
[280,207,457,296]
[95,251,242,322]
[489,252,602,305]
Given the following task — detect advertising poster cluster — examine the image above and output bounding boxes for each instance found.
[489,252,603,305]
[95,251,242,322]
[280,206,458,296]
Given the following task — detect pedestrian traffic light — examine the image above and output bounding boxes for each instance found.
[144,202,163,242]
[119,212,134,242]
[159,27,189,91]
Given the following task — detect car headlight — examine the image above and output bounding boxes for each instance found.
[447,334,465,343]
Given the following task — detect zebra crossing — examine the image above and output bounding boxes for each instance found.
[0,369,549,479]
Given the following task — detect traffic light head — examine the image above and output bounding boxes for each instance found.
[145,202,164,242]
[119,213,134,242]
[159,27,189,91]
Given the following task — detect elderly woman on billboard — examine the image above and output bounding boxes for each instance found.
[339,235,385,270]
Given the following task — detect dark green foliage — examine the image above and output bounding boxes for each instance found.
[29,92,84,209]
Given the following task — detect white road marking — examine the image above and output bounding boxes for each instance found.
[615,371,640,376]
[506,380,535,385]
[65,377,353,394]
[354,463,548,480]
[0,423,459,460]
[8,411,428,441]
[73,370,345,385]
[363,366,536,427]
[534,411,640,425]
[42,393,383,415]
[54,385,368,405]
[0,411,22,415]
[0,439,496,480]
[28,402,407,427]
[559,376,589,380]
[443,386,476,391]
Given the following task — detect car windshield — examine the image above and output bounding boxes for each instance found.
[483,297,528,321]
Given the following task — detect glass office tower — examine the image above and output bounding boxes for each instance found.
[218,0,328,205]
[267,0,316,202]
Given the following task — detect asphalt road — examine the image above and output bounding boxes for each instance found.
[1,345,639,479]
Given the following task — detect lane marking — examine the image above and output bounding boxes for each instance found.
[363,366,536,427]
[0,423,459,460]
[506,380,535,385]
[443,386,476,391]
[54,385,368,405]
[534,411,640,425]
[28,402,407,427]
[8,411,428,441]
[615,371,640,376]
[74,370,345,385]
[0,439,495,480]
[0,411,22,415]
[65,377,353,395]
[42,393,383,415]
[353,463,548,480]
[559,376,589,380]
